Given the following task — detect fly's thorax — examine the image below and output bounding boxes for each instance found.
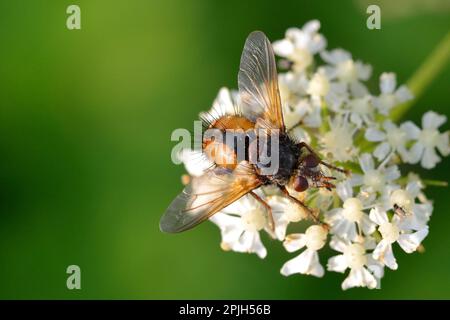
[257,133,301,185]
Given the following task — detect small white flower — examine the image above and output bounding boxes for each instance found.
[389,181,433,230]
[320,49,372,98]
[278,73,322,129]
[273,20,326,73]
[210,195,268,259]
[307,68,348,112]
[319,115,358,162]
[300,100,324,128]
[280,225,328,277]
[327,236,384,290]
[266,195,309,241]
[372,73,413,115]
[345,95,374,127]
[307,69,330,97]
[369,206,429,270]
[403,111,450,169]
[283,99,320,130]
[351,153,400,195]
[278,72,308,108]
[325,181,376,240]
[365,120,416,162]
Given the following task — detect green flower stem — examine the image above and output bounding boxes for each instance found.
[422,179,448,187]
[320,102,330,134]
[391,30,450,121]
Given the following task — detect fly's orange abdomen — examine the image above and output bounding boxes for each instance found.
[203,115,255,170]
[203,140,237,170]
[210,115,255,131]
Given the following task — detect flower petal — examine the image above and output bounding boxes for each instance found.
[342,267,377,290]
[303,19,321,33]
[281,249,324,278]
[413,202,433,223]
[359,153,375,173]
[373,239,388,259]
[374,240,398,270]
[367,255,385,279]
[395,85,413,103]
[379,72,396,94]
[329,236,349,253]
[374,142,391,161]
[382,120,396,131]
[336,181,353,201]
[406,181,421,198]
[421,147,441,169]
[355,62,372,81]
[210,214,244,246]
[271,210,290,241]
[408,142,424,164]
[350,112,363,127]
[272,39,294,57]
[361,213,376,235]
[349,174,364,186]
[350,81,369,98]
[401,121,421,139]
[385,165,401,181]
[327,254,348,273]
[331,218,358,240]
[365,128,386,142]
[437,132,450,156]
[369,207,389,225]
[397,203,432,231]
[422,111,447,130]
[320,48,351,65]
[238,231,267,259]
[397,228,429,253]
[283,233,307,252]
[383,243,398,270]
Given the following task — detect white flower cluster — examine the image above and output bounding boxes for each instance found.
[178,21,449,290]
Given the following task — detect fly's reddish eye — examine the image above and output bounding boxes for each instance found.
[293,176,309,192]
[303,154,319,168]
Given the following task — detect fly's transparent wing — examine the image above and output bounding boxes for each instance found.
[238,31,285,130]
[160,162,262,233]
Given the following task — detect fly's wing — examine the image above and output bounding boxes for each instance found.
[160,162,262,233]
[238,31,285,131]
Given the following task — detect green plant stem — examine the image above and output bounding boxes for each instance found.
[391,30,450,121]
[320,102,330,134]
[422,179,448,187]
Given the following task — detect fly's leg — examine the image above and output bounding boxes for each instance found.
[250,191,275,232]
[279,186,320,224]
[313,178,337,191]
[297,142,350,176]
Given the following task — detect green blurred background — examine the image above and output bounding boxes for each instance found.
[0,0,449,299]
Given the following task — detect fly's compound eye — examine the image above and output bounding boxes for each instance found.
[293,176,309,192]
[302,154,319,168]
